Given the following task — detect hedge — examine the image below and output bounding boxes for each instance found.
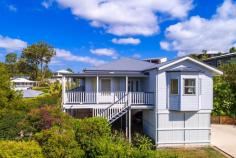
[0,140,44,158]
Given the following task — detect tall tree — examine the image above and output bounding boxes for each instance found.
[5,53,17,76]
[5,53,17,64]
[229,47,236,53]
[0,63,22,109]
[21,42,56,80]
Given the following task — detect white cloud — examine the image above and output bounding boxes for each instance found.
[160,41,170,50]
[0,35,27,51]
[7,5,17,12]
[55,0,193,36]
[90,48,118,59]
[112,37,140,45]
[132,53,141,59]
[41,0,54,9]
[161,0,236,56]
[55,48,106,66]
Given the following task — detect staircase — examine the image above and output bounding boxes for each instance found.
[93,93,131,124]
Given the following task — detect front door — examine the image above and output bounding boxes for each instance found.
[128,79,140,92]
[100,79,112,103]
[101,79,111,92]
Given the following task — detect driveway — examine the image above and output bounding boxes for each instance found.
[211,124,236,157]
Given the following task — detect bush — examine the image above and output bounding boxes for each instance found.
[213,77,236,116]
[34,126,84,158]
[22,94,59,110]
[49,81,62,98]
[0,140,44,158]
[0,109,26,140]
[75,117,111,157]
[18,105,74,138]
[132,133,154,150]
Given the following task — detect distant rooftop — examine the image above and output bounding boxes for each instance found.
[204,52,236,61]
[11,78,35,83]
[143,57,167,64]
[56,69,73,74]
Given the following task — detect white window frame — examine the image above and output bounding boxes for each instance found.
[183,78,196,95]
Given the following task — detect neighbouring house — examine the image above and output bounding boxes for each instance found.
[11,77,43,98]
[49,69,73,83]
[11,77,35,90]
[61,56,222,147]
[203,52,236,67]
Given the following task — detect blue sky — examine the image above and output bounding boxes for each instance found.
[0,0,235,72]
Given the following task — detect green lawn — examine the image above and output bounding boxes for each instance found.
[155,147,226,158]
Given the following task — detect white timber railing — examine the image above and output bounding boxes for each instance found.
[65,91,154,105]
[93,93,130,123]
[130,92,154,105]
[66,92,97,104]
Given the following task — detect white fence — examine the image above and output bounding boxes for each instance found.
[65,91,154,105]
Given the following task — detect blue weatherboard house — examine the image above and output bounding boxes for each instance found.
[61,56,222,147]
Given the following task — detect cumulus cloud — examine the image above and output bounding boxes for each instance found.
[55,48,106,66]
[0,35,27,51]
[55,0,193,36]
[161,0,236,56]
[112,37,140,45]
[90,48,118,59]
[41,0,53,9]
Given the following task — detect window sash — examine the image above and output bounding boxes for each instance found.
[183,79,196,95]
[170,79,178,95]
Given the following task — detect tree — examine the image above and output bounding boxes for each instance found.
[0,63,22,109]
[66,68,74,73]
[21,42,56,80]
[213,77,235,116]
[229,47,236,53]
[5,53,17,76]
[5,53,17,64]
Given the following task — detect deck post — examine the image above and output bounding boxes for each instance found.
[96,76,99,104]
[126,113,128,138]
[125,75,129,138]
[62,75,66,109]
[128,107,131,143]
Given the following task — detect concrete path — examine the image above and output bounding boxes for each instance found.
[211,124,236,157]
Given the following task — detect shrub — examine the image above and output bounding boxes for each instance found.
[22,94,59,110]
[0,140,44,158]
[132,133,154,150]
[75,117,112,157]
[0,109,26,140]
[49,81,62,98]
[34,126,84,158]
[18,105,74,137]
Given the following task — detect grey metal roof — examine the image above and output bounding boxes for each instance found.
[22,90,44,98]
[84,58,157,72]
[166,67,201,72]
[155,56,186,69]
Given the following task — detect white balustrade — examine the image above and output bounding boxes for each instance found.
[130,92,154,105]
[66,92,97,103]
[93,107,124,120]
[65,91,154,105]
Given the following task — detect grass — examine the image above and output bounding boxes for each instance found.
[155,147,226,158]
